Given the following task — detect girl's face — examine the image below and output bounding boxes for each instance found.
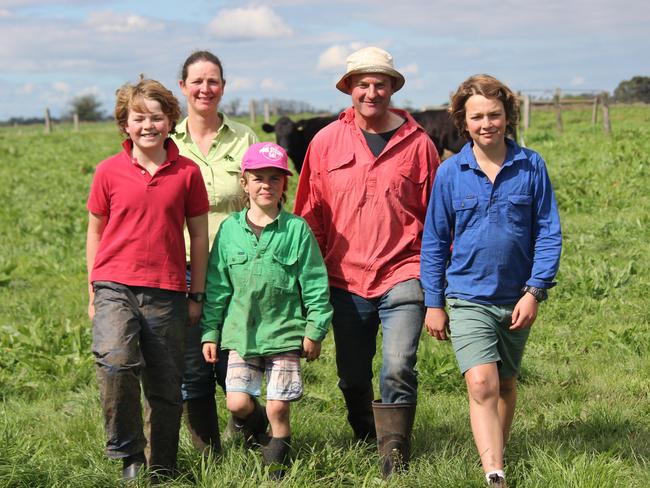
[124,98,171,151]
[179,60,225,115]
[241,168,287,212]
[464,94,507,149]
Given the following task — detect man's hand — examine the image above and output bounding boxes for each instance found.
[202,342,218,363]
[424,307,450,341]
[187,300,203,326]
[510,292,538,330]
[302,337,321,361]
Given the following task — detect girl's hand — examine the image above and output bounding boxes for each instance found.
[424,307,450,341]
[202,342,218,363]
[510,293,538,329]
[302,337,321,361]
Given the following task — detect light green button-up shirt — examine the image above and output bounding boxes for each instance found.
[171,113,259,259]
[201,209,333,358]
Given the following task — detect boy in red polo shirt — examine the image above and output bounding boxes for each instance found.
[86,78,209,482]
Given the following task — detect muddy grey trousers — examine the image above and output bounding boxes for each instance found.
[92,281,187,471]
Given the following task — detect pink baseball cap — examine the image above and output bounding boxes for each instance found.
[241,142,293,176]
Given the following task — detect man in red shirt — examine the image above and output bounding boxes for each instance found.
[294,46,439,478]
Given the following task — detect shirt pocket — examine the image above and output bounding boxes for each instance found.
[270,252,299,291]
[507,194,532,235]
[326,153,356,191]
[226,252,249,285]
[392,158,428,199]
[452,196,479,233]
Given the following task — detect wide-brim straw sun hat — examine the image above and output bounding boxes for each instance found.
[336,46,405,95]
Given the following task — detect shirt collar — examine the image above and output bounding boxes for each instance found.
[236,207,288,229]
[121,138,180,165]
[459,138,527,170]
[173,112,232,141]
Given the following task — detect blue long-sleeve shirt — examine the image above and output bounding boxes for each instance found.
[421,140,562,307]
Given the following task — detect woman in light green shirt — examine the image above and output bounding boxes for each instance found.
[171,50,258,456]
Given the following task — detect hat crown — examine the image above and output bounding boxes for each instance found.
[346,47,395,72]
[241,142,292,175]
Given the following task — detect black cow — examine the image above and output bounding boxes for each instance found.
[262,109,466,173]
[262,115,337,174]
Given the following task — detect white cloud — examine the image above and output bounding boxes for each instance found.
[52,82,71,93]
[317,42,366,72]
[17,83,35,95]
[87,11,164,33]
[570,76,585,86]
[0,9,11,17]
[400,63,419,75]
[207,6,293,40]
[227,77,254,91]
[260,77,286,91]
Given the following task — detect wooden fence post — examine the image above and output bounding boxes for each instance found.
[73,112,79,132]
[591,96,599,124]
[554,88,563,133]
[523,94,531,130]
[263,102,270,123]
[44,108,52,134]
[249,100,257,124]
[601,92,612,136]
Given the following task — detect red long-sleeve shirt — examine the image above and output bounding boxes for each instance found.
[294,107,440,298]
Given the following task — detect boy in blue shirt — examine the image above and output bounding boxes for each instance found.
[420,74,562,487]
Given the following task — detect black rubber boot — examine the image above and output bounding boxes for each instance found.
[372,400,417,479]
[183,396,222,455]
[261,436,291,480]
[341,387,376,441]
[228,398,269,448]
[122,452,145,481]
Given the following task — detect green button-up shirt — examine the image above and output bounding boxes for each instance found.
[201,209,333,358]
[171,114,259,259]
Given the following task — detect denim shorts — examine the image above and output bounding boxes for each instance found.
[225,350,303,401]
[448,298,530,379]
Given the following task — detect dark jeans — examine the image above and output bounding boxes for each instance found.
[92,281,186,470]
[330,279,425,405]
[181,268,228,401]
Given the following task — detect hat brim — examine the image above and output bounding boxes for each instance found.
[336,67,405,94]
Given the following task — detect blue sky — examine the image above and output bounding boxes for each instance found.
[0,0,648,120]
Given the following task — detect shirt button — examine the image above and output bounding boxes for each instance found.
[141,170,145,175]
[207,182,212,186]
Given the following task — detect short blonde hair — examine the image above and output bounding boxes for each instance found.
[449,74,519,140]
[114,77,181,135]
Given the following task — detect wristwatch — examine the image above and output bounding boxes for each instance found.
[521,285,547,302]
[187,292,206,303]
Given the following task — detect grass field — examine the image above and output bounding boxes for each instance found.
[1,105,649,487]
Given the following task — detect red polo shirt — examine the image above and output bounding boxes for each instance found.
[87,139,209,292]
[294,107,440,298]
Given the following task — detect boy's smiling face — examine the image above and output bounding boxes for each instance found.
[125,97,171,151]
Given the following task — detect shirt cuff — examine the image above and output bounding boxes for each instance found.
[424,292,445,308]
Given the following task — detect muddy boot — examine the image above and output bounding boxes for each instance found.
[372,400,416,479]
[341,387,376,441]
[227,398,269,448]
[183,396,222,456]
[261,436,291,480]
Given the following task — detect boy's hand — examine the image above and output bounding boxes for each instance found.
[510,293,538,330]
[202,342,218,363]
[187,300,203,326]
[424,307,450,341]
[302,337,321,361]
[88,302,95,321]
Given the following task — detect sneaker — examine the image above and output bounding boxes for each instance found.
[487,473,507,488]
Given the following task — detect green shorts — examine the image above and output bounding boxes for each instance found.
[448,298,530,379]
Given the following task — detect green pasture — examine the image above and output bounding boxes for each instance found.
[1,106,649,487]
